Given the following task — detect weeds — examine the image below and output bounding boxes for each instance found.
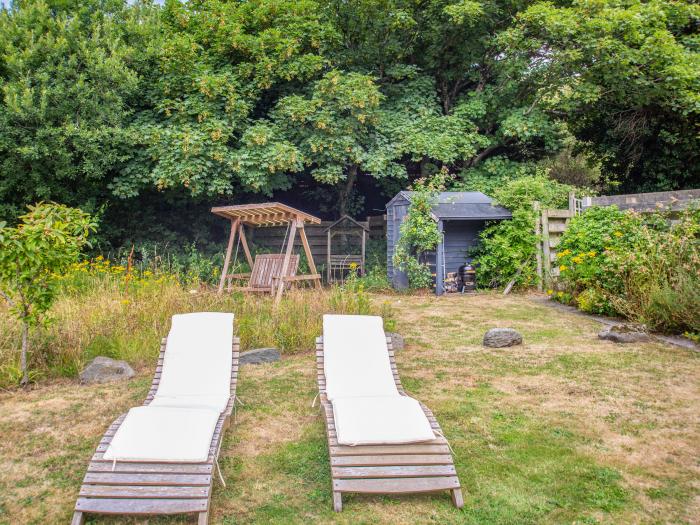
[0,263,394,388]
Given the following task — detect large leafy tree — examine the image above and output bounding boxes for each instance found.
[0,0,697,246]
[0,0,159,221]
[326,0,569,184]
[501,0,700,191]
[111,0,338,198]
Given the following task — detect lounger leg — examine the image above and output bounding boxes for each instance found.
[332,491,343,512]
[71,511,85,525]
[198,510,209,524]
[451,488,464,508]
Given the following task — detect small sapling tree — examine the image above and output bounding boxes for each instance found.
[0,203,96,385]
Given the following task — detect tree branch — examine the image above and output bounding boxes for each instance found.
[469,143,501,167]
[0,288,15,308]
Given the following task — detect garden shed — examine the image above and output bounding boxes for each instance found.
[386,191,511,294]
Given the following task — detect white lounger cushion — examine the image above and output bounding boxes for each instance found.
[323,314,436,446]
[332,396,436,445]
[104,406,220,463]
[322,315,398,401]
[154,312,234,412]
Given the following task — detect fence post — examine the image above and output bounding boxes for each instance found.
[568,191,576,215]
[533,201,543,292]
[541,209,552,288]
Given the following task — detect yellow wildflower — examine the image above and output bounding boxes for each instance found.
[559,265,568,272]
[614,231,623,237]
[588,251,596,257]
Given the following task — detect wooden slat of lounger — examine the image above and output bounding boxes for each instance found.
[332,465,457,478]
[75,497,208,515]
[90,452,214,463]
[79,485,209,499]
[83,473,212,486]
[329,443,451,457]
[87,462,212,474]
[333,476,461,494]
[331,454,454,466]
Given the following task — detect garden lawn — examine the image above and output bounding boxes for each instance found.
[0,293,698,524]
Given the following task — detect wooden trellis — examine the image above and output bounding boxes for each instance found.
[324,215,368,283]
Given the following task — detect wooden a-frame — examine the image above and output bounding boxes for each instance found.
[212,203,322,304]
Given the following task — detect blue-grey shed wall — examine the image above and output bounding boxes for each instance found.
[441,220,484,274]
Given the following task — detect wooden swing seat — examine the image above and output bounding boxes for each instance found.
[227,254,300,294]
[213,203,322,303]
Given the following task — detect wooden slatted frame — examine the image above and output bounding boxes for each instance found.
[72,336,240,525]
[227,253,301,293]
[215,207,322,303]
[316,335,464,512]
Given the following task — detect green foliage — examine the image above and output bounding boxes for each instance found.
[0,203,96,325]
[0,203,95,384]
[502,0,700,191]
[474,174,574,288]
[0,270,394,387]
[456,156,540,195]
[0,0,698,247]
[556,207,643,314]
[0,0,156,220]
[557,207,700,333]
[393,173,446,289]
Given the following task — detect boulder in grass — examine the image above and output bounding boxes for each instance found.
[598,324,650,343]
[80,356,135,384]
[483,328,523,348]
[386,332,405,352]
[240,348,281,365]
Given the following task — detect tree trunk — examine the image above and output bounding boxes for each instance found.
[337,164,358,218]
[20,321,29,386]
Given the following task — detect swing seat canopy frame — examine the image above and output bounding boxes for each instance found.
[212,203,322,302]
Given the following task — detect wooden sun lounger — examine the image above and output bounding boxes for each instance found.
[315,335,464,512]
[72,337,240,525]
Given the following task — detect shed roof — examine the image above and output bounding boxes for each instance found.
[211,202,321,226]
[387,191,512,220]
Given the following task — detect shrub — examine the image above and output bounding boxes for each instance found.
[556,206,642,315]
[473,174,575,288]
[346,266,393,292]
[0,203,96,385]
[557,207,700,334]
[607,209,700,333]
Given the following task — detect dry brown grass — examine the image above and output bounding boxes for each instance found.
[0,292,697,524]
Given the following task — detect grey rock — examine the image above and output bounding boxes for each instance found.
[240,347,281,365]
[386,332,404,352]
[80,356,135,384]
[598,324,650,343]
[483,328,523,348]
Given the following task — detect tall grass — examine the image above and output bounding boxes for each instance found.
[0,262,394,388]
